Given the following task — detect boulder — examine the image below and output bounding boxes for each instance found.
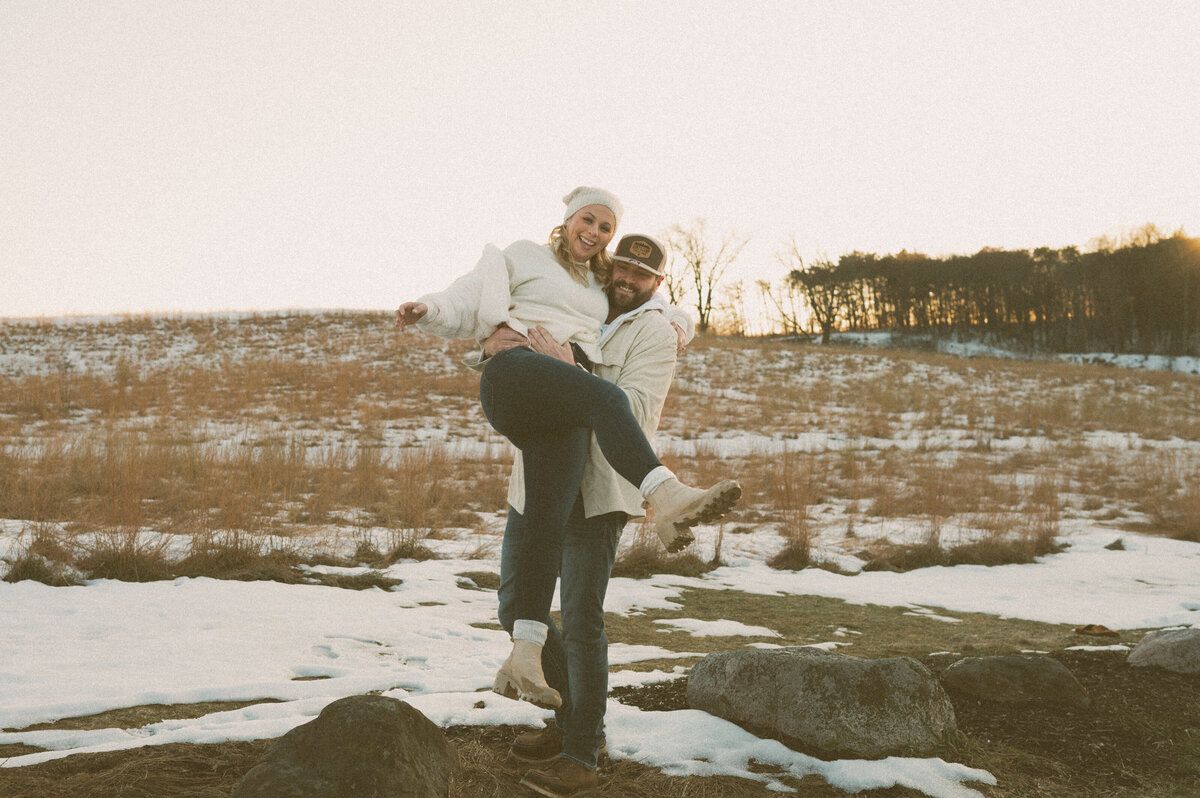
[232,694,458,798]
[940,655,1089,708]
[1128,628,1200,674]
[686,647,957,759]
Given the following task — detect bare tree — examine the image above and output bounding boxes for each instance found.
[791,259,845,345]
[778,238,843,344]
[714,279,750,336]
[760,237,815,334]
[665,219,749,333]
[757,278,807,335]
[660,255,690,307]
[1088,222,1170,253]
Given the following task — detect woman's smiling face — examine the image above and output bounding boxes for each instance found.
[564,205,616,263]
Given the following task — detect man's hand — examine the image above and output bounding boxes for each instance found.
[527,325,574,364]
[482,326,529,358]
[395,302,427,331]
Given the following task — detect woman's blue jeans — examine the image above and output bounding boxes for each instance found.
[479,347,660,622]
[497,500,624,770]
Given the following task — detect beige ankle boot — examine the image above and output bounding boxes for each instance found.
[647,478,742,552]
[493,639,561,709]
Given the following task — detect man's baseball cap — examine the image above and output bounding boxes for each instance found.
[611,234,667,277]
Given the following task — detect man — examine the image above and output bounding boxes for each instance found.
[484,233,686,796]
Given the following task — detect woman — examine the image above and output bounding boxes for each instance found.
[396,187,740,709]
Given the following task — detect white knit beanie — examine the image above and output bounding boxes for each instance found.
[562,186,623,227]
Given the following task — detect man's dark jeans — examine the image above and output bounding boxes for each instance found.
[497,500,624,770]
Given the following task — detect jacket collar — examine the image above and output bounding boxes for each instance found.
[599,292,668,347]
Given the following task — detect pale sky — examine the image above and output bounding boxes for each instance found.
[3,1,1198,319]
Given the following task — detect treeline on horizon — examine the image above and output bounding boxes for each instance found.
[774,229,1200,357]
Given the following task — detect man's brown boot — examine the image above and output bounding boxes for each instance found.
[519,756,599,797]
[509,720,563,764]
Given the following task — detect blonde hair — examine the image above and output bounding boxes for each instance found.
[548,223,613,287]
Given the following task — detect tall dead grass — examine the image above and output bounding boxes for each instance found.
[5,314,1199,583]
[1,424,510,583]
[765,450,817,571]
[1129,456,1200,542]
[0,423,508,531]
[611,521,718,578]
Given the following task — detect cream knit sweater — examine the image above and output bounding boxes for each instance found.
[416,240,609,364]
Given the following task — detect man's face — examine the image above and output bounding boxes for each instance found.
[607,261,662,313]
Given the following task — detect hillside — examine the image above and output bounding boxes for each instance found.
[1,311,1198,796]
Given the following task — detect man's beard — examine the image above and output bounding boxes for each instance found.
[608,281,654,313]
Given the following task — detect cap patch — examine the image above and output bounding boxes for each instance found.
[630,240,653,259]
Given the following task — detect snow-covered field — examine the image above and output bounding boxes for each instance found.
[1,525,1197,796]
[2,312,1199,797]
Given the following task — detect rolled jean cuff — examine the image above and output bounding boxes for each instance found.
[513,619,548,645]
[638,465,675,500]
[559,750,599,771]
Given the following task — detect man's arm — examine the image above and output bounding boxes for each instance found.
[482,327,529,358]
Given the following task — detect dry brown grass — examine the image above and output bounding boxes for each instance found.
[4,314,1200,579]
[663,341,1200,570]
[77,529,174,582]
[611,521,718,579]
[2,552,82,586]
[860,522,1064,572]
[765,450,818,571]
[1127,456,1200,542]
[1,430,506,582]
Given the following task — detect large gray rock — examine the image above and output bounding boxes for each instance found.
[1128,628,1200,674]
[687,647,957,759]
[232,694,458,798]
[940,655,1089,708]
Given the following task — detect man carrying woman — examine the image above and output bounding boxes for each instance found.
[485,232,686,795]
[395,188,741,793]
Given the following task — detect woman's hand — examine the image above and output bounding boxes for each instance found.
[395,302,427,331]
[672,321,687,355]
[527,325,574,364]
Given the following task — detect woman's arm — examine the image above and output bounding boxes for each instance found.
[398,245,512,341]
[395,302,427,331]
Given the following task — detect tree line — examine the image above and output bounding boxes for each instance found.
[665,220,1199,356]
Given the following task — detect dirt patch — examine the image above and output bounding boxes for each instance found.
[6,700,282,734]
[612,649,1200,798]
[603,587,1101,663]
[944,650,1200,797]
[0,740,270,798]
[1,724,929,798]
